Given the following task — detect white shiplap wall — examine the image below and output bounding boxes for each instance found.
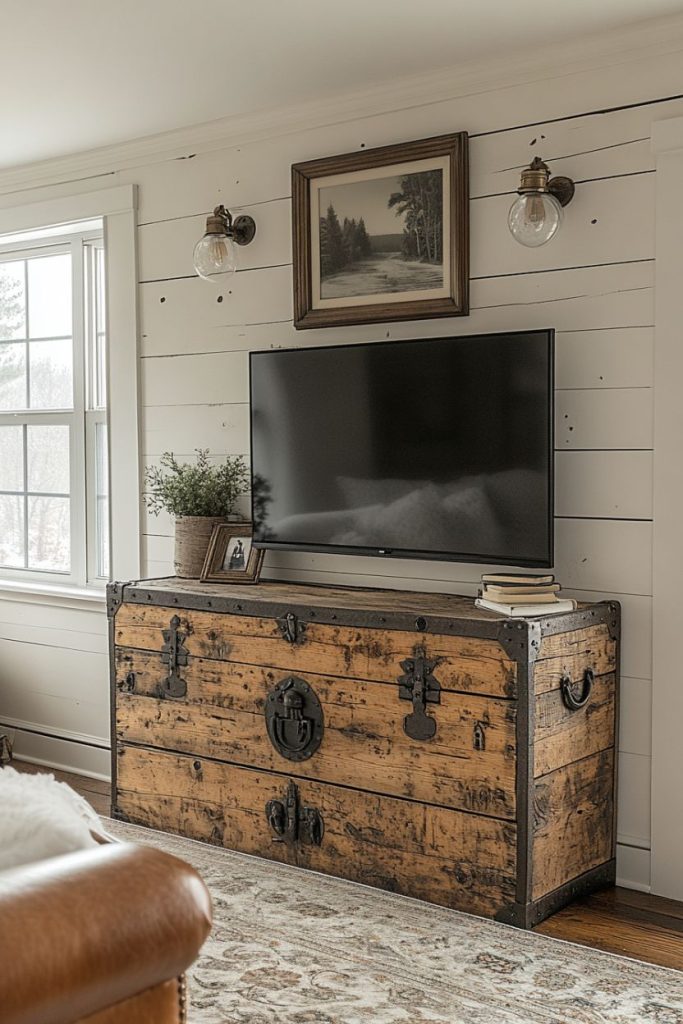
[2,36,682,888]
[132,81,666,893]
[0,593,110,778]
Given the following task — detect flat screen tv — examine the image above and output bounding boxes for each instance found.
[250,329,554,567]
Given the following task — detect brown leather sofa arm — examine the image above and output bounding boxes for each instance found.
[0,843,212,1024]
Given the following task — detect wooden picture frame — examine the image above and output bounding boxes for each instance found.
[200,522,265,583]
[292,132,468,330]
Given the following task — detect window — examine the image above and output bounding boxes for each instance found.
[0,221,109,586]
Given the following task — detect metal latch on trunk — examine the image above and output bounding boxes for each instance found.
[265,780,324,847]
[160,615,189,698]
[277,611,307,645]
[398,647,441,741]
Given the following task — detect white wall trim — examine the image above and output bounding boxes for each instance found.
[0,184,137,234]
[1,719,110,781]
[0,15,682,195]
[0,578,105,612]
[0,714,108,751]
[8,751,109,783]
[616,832,651,851]
[651,114,683,151]
[0,182,141,586]
[104,195,142,581]
[650,113,683,899]
[616,843,651,892]
[616,878,651,894]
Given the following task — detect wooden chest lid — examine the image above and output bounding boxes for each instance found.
[108,577,619,645]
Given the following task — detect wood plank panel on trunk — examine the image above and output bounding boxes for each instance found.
[534,672,616,777]
[114,603,519,698]
[532,749,615,900]
[115,647,517,817]
[116,744,517,916]
[534,624,616,695]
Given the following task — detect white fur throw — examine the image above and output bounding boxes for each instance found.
[0,767,103,872]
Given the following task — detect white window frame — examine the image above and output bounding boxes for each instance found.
[83,239,109,583]
[0,231,103,587]
[0,185,140,601]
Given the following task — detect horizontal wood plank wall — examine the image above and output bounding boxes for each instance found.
[0,596,110,779]
[130,80,672,892]
[3,47,681,885]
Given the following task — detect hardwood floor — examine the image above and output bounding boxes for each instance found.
[537,888,683,972]
[8,759,683,972]
[11,759,111,817]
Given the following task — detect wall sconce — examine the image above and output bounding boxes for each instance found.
[193,205,257,281]
[508,157,575,248]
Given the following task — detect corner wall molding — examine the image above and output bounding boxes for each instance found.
[1,13,683,197]
[651,114,683,152]
[650,106,683,900]
[0,183,136,233]
[0,714,109,751]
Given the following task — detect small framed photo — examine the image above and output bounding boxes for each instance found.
[200,522,265,583]
[292,132,468,330]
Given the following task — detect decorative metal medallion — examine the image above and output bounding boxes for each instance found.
[160,615,189,699]
[265,779,324,847]
[265,676,324,761]
[398,647,441,741]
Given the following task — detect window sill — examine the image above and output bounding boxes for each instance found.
[0,578,107,611]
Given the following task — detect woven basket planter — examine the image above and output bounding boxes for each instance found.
[174,516,226,578]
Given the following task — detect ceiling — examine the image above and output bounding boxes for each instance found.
[2,0,681,169]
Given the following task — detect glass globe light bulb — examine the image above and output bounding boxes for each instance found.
[193,232,238,281]
[508,191,563,248]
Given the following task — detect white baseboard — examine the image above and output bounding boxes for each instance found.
[616,843,651,892]
[0,722,111,781]
[0,714,108,751]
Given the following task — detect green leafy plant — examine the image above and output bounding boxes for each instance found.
[145,449,249,518]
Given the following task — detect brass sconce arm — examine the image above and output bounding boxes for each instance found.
[204,204,257,245]
[518,157,575,207]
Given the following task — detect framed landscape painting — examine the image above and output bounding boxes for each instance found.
[292,133,468,329]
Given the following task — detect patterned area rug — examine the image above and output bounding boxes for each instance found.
[108,819,683,1023]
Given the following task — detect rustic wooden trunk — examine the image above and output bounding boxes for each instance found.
[108,578,620,928]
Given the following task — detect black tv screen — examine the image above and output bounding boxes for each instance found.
[250,330,554,567]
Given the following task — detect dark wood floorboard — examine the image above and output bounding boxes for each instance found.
[9,760,683,971]
[11,759,111,816]
[536,898,683,972]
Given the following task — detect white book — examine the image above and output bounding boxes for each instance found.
[482,588,560,604]
[475,597,577,618]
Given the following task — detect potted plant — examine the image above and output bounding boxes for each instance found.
[145,449,249,578]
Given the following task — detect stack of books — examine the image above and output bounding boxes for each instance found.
[475,573,577,617]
